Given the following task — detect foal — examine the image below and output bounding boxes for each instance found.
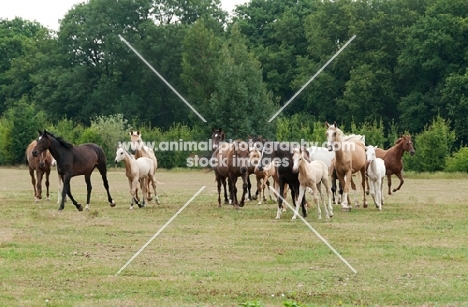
[115,146,157,209]
[366,145,386,210]
[26,140,53,201]
[292,147,333,220]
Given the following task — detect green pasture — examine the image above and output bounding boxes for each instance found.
[0,167,467,306]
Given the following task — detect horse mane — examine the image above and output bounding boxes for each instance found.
[45,131,73,149]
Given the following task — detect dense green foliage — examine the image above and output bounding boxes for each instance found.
[1,0,468,171]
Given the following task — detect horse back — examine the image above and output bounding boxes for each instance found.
[70,143,106,175]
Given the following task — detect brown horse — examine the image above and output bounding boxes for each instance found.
[32,130,115,211]
[129,130,159,204]
[326,122,367,211]
[375,135,415,195]
[26,140,53,202]
[212,140,250,208]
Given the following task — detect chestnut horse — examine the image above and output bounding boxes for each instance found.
[375,135,415,195]
[212,140,250,208]
[26,140,53,201]
[32,130,115,211]
[129,131,159,203]
[326,122,367,211]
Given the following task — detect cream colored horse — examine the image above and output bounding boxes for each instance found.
[292,147,333,220]
[115,145,157,209]
[325,122,367,211]
[129,131,159,204]
[248,147,289,206]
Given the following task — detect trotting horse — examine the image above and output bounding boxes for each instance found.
[326,122,367,211]
[26,140,53,202]
[257,141,309,219]
[210,128,229,204]
[129,130,160,204]
[366,145,386,210]
[32,130,115,211]
[212,140,250,208]
[115,145,157,209]
[375,135,415,195]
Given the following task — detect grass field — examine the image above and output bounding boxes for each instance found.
[0,166,467,307]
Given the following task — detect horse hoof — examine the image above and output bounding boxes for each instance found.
[110,201,116,207]
[341,207,351,212]
[147,196,154,201]
[363,204,368,208]
[77,205,84,211]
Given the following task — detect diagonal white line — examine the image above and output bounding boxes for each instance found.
[116,186,206,276]
[268,35,357,122]
[118,34,207,123]
[269,186,357,274]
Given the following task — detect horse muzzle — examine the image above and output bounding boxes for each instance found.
[32,150,39,157]
[240,166,247,174]
[410,150,415,156]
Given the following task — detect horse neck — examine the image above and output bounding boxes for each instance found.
[390,141,405,160]
[333,132,346,159]
[47,137,67,163]
[122,151,135,174]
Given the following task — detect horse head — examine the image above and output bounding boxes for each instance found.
[325,121,343,151]
[401,135,415,156]
[129,130,143,152]
[366,145,377,163]
[292,147,304,173]
[32,130,51,157]
[211,128,225,151]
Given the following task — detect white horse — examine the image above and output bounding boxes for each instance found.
[115,145,157,209]
[366,145,386,210]
[129,130,159,203]
[292,147,333,220]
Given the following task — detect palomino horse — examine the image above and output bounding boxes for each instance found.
[129,130,159,204]
[366,145,386,210]
[326,122,367,211]
[292,147,333,220]
[115,145,157,209]
[375,135,415,195]
[32,130,115,211]
[248,146,289,205]
[26,140,53,201]
[212,140,250,208]
[257,141,309,219]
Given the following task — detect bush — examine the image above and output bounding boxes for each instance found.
[403,115,455,172]
[445,147,468,172]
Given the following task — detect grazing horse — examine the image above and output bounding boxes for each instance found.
[212,140,250,208]
[292,147,333,220]
[257,141,309,219]
[366,145,386,210]
[248,146,289,205]
[32,130,115,211]
[129,131,159,203]
[26,140,53,201]
[326,122,367,211]
[115,145,157,209]
[375,135,415,195]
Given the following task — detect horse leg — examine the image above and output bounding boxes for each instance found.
[62,176,82,211]
[139,177,147,208]
[36,169,43,200]
[247,176,252,201]
[387,174,393,195]
[265,178,272,201]
[331,169,337,204]
[276,180,286,219]
[240,175,248,207]
[97,163,116,207]
[361,168,367,208]
[375,177,382,211]
[257,176,264,205]
[393,172,405,193]
[292,185,306,220]
[30,168,38,201]
[84,174,92,211]
[222,177,229,204]
[322,176,334,218]
[230,177,239,209]
[340,171,352,211]
[149,174,160,205]
[45,170,50,201]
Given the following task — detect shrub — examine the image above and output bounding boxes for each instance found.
[445,147,468,172]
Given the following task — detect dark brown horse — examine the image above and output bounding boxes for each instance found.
[32,130,115,211]
[26,139,54,202]
[375,135,415,195]
[212,140,250,208]
[211,128,229,204]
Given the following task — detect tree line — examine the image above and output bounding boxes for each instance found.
[1,0,468,171]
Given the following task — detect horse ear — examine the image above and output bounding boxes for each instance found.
[38,129,42,135]
[137,130,141,135]
[333,121,337,128]
[211,127,215,132]
[219,128,222,132]
[325,121,330,128]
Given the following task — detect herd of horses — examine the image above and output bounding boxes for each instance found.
[25,123,415,219]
